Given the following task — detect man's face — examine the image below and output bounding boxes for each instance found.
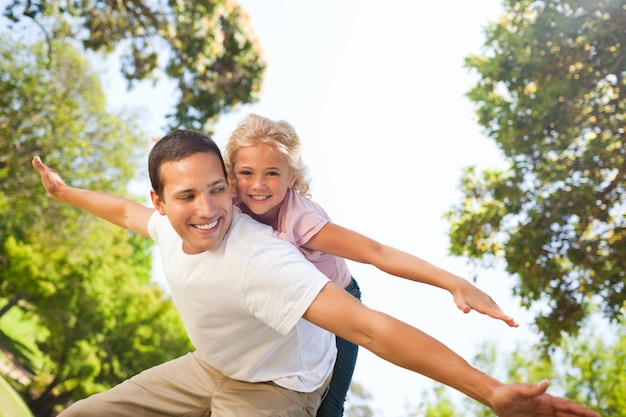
[151,152,233,254]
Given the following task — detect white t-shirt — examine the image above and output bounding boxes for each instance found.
[148,208,336,392]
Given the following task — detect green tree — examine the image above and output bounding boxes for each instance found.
[0,35,193,416]
[3,0,266,131]
[445,0,626,348]
[0,33,145,303]
[5,231,192,416]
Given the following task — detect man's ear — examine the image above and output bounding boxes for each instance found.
[150,190,167,215]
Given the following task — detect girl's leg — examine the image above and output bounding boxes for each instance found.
[316,278,362,417]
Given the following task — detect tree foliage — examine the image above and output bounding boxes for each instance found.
[5,231,192,416]
[446,0,625,348]
[3,0,266,131]
[0,33,144,243]
[0,35,193,416]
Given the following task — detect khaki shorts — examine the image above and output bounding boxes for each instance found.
[60,351,331,417]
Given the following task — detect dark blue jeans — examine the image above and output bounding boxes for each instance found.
[316,277,362,417]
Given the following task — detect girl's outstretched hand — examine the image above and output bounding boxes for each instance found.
[452,280,519,327]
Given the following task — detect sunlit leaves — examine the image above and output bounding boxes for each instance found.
[447,0,625,348]
[3,0,265,130]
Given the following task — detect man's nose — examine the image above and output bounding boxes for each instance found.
[196,193,217,217]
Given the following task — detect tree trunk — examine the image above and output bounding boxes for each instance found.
[27,377,72,417]
[0,290,27,318]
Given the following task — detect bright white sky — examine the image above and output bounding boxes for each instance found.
[101,1,543,416]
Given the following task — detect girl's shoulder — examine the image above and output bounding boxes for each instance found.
[277,189,330,246]
[284,189,328,217]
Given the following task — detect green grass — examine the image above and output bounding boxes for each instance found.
[0,299,43,417]
[0,374,33,417]
[0,303,46,373]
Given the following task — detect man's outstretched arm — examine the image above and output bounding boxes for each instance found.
[32,156,155,237]
[304,282,601,417]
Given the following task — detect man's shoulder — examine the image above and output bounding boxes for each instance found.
[231,208,273,233]
[147,210,175,242]
[228,210,298,254]
[227,209,275,246]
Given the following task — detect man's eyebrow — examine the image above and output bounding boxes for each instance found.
[171,188,194,197]
[171,179,227,195]
[211,178,228,186]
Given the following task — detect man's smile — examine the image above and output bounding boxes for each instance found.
[192,219,219,230]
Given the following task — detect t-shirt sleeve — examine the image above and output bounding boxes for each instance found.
[242,241,330,335]
[277,191,330,247]
[147,210,162,243]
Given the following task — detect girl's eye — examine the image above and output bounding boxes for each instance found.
[237,170,251,176]
[267,171,279,177]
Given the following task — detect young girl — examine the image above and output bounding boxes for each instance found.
[223,113,517,417]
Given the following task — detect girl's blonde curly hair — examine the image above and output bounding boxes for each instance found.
[224,113,311,197]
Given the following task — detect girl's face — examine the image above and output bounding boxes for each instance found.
[233,142,295,227]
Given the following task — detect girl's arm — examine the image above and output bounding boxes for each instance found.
[304,222,518,327]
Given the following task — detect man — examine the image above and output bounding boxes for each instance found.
[32,129,600,417]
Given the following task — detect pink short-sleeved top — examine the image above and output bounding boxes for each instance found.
[238,189,352,289]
